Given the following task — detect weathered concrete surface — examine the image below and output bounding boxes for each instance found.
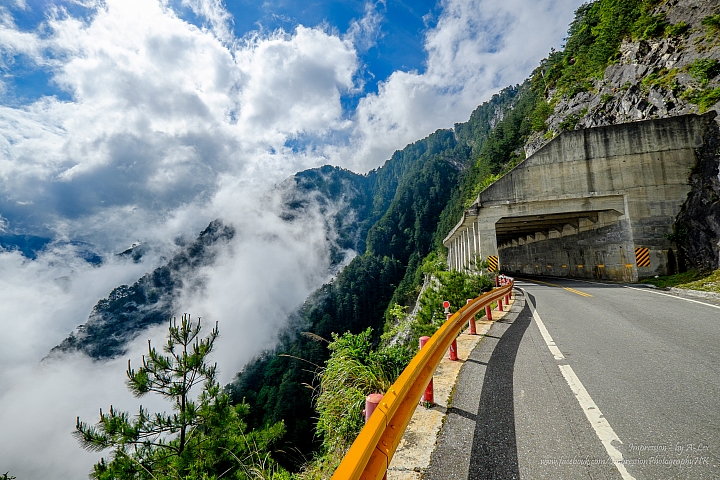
[387,300,514,480]
[444,113,718,281]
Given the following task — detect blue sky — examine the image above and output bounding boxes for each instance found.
[5,0,440,106]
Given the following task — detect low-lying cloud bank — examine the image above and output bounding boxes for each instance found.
[0,0,582,476]
[0,187,341,477]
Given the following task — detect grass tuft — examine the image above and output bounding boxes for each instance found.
[640,269,720,292]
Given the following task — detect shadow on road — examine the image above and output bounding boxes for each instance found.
[467,292,534,480]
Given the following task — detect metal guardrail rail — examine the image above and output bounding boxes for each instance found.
[332,280,515,480]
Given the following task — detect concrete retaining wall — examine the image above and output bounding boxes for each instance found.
[444,112,718,281]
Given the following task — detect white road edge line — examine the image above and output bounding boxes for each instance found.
[566,278,720,310]
[558,365,635,480]
[623,285,720,310]
[520,288,636,480]
[526,295,565,360]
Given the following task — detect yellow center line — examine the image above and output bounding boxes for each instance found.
[518,277,593,297]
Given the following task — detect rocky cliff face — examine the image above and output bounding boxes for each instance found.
[676,113,720,270]
[526,0,720,157]
[522,0,720,271]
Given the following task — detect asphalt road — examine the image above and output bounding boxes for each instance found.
[425,278,720,479]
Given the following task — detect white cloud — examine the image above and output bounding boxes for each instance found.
[181,0,235,44]
[0,184,341,478]
[0,7,43,69]
[344,1,386,52]
[233,26,357,145]
[0,0,359,248]
[337,0,585,172]
[0,246,167,477]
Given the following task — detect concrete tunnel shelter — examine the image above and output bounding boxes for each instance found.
[443,112,717,282]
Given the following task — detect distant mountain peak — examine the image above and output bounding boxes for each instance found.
[48,219,235,360]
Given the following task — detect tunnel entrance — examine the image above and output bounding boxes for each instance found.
[495,209,630,280]
[494,210,623,246]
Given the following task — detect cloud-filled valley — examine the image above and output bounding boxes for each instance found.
[0,0,583,476]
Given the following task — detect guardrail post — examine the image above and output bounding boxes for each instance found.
[485,304,493,321]
[498,297,504,312]
[467,299,477,334]
[364,393,384,423]
[446,313,458,361]
[363,397,391,480]
[449,339,458,361]
[419,336,434,404]
[495,275,499,287]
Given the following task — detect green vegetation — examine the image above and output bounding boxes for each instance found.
[640,67,681,93]
[533,0,690,99]
[558,112,582,132]
[413,269,494,338]
[314,329,411,453]
[75,316,287,479]
[530,99,554,132]
[640,269,720,292]
[689,59,720,87]
[702,14,720,35]
[666,21,690,37]
[293,328,414,478]
[681,86,720,112]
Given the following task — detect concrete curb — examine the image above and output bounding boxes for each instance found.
[666,287,720,303]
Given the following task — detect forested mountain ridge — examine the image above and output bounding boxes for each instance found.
[50,220,236,359]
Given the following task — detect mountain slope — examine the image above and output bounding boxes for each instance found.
[50,220,235,359]
[228,97,524,468]
[237,0,720,470]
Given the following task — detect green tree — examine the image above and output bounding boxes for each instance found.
[413,268,494,338]
[74,314,287,479]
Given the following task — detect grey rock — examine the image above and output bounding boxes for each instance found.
[648,88,668,115]
[676,112,720,271]
[605,64,642,88]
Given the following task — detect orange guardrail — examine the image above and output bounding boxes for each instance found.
[331,279,515,480]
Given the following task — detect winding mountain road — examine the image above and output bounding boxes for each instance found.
[425,278,720,479]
